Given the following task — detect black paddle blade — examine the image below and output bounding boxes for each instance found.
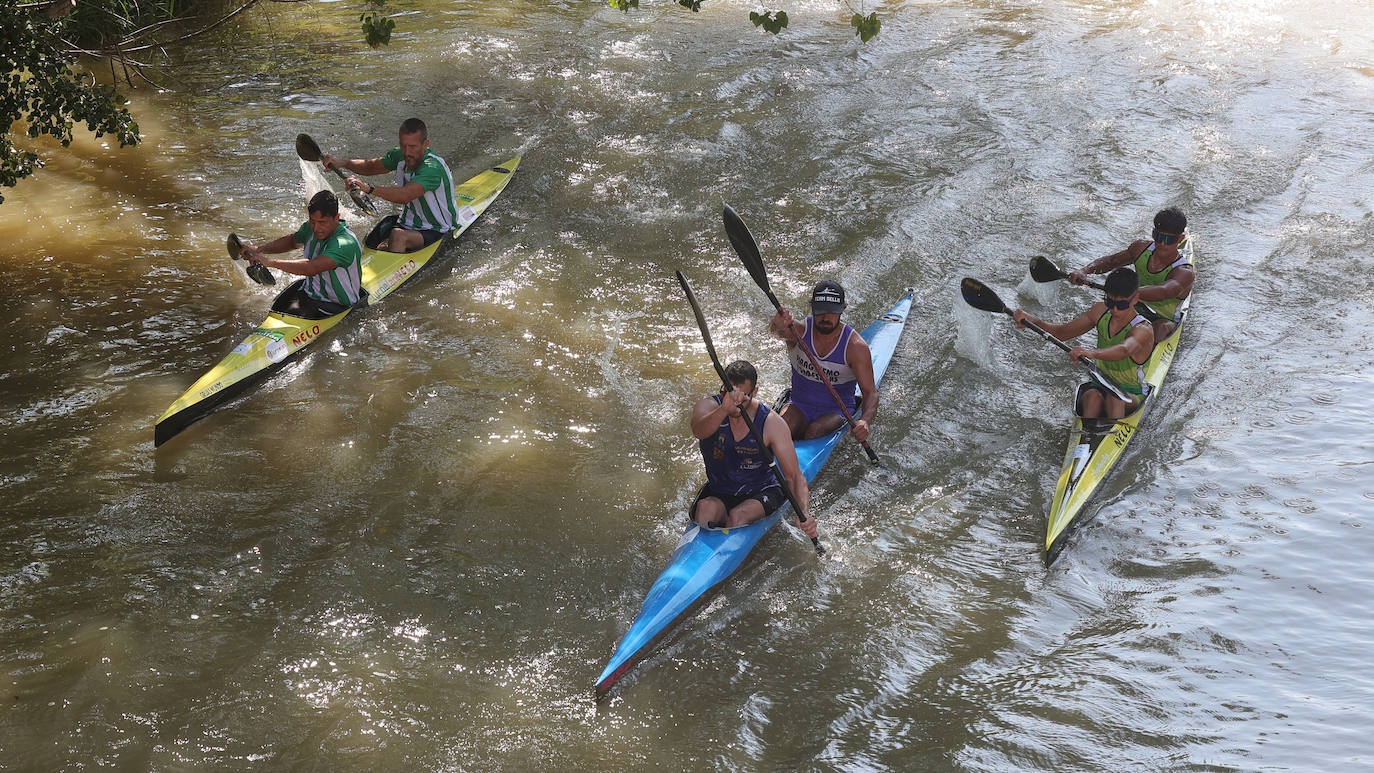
[675,270,728,383]
[247,263,275,286]
[960,277,1009,314]
[1029,255,1067,283]
[347,188,378,216]
[722,204,762,270]
[226,233,274,286]
[722,204,781,304]
[295,133,323,162]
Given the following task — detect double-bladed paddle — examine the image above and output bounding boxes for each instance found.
[226,233,275,286]
[1029,255,1164,322]
[676,269,823,557]
[721,203,881,465]
[960,277,1132,402]
[295,133,379,215]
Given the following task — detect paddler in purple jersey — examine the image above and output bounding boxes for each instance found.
[768,280,879,443]
[690,360,817,538]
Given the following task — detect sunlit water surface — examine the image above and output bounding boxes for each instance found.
[2,0,1372,769]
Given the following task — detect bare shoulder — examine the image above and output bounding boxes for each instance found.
[692,395,719,417]
[763,408,794,444]
[846,328,872,360]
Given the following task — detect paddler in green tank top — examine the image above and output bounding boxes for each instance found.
[1013,268,1155,419]
[321,117,460,254]
[238,190,363,317]
[1068,207,1194,342]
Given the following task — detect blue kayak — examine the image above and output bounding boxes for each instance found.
[594,288,914,699]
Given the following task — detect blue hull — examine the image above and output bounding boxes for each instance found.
[594,289,914,698]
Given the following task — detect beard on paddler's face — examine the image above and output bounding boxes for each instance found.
[399,131,428,170]
[812,313,841,335]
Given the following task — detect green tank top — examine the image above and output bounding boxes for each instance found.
[1095,310,1150,395]
[1133,237,1193,321]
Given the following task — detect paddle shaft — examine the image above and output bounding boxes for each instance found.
[676,270,823,556]
[721,203,880,464]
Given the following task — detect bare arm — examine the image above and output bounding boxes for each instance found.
[1137,265,1194,303]
[847,335,879,427]
[763,411,810,522]
[349,178,428,206]
[1013,304,1102,342]
[691,392,746,439]
[1069,240,1149,284]
[240,235,340,278]
[1071,324,1153,363]
[768,307,806,350]
[1085,240,1149,274]
[321,154,388,177]
[246,234,300,256]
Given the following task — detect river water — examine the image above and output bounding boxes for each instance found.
[3,1,1373,769]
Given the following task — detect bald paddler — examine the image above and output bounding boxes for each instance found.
[1013,268,1154,419]
[321,117,460,253]
[767,280,878,442]
[1069,206,1194,342]
[691,360,816,538]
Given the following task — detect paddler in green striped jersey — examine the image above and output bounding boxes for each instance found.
[1069,206,1194,342]
[240,190,363,316]
[1013,268,1155,420]
[321,117,459,254]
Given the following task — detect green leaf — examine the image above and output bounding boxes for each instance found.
[850,12,880,42]
[608,0,638,10]
[748,9,788,34]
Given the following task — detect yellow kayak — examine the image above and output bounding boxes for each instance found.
[1044,238,1194,564]
[155,157,521,446]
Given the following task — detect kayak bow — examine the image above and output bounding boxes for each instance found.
[594,288,914,700]
[155,157,521,446]
[1044,238,1194,564]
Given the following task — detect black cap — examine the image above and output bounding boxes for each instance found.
[811,280,846,314]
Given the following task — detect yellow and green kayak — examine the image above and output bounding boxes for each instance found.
[155,157,521,446]
[1044,239,1194,564]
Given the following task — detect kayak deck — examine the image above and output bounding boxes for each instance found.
[594,288,914,700]
[1044,240,1194,564]
[154,157,521,447]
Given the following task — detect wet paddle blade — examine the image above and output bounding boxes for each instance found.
[246,263,275,286]
[1029,255,1067,283]
[226,232,274,286]
[721,204,773,299]
[295,133,323,162]
[960,277,1009,314]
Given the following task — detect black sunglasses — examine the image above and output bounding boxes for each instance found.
[1104,296,1132,310]
[1152,228,1182,246]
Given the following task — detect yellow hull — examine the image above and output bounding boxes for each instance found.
[155,157,521,446]
[1044,240,1194,563]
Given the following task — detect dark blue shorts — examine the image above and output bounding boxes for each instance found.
[691,484,785,526]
